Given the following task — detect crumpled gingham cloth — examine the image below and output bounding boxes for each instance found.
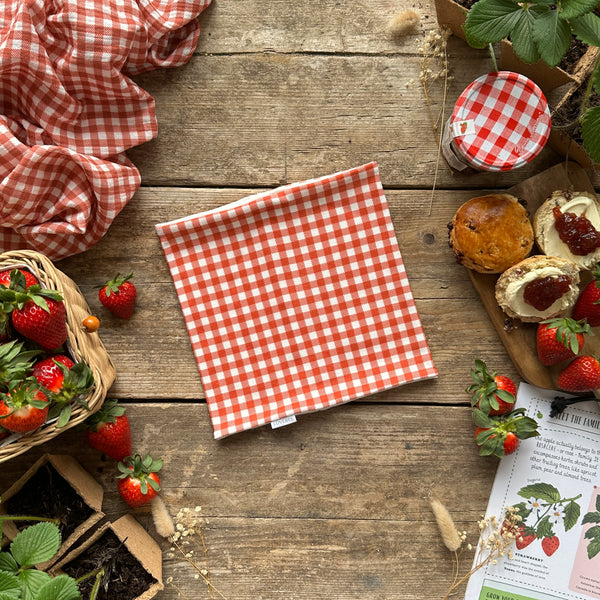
[0,0,211,260]
[156,163,438,439]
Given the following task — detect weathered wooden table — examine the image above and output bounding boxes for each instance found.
[2,1,599,598]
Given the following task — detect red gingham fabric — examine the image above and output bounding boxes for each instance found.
[156,163,438,439]
[0,0,211,260]
[450,71,551,172]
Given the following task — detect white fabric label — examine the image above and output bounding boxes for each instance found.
[271,415,297,429]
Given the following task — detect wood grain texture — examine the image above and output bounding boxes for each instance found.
[0,404,496,599]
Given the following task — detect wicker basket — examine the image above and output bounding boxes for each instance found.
[0,250,116,463]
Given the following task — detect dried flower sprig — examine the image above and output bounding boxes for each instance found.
[413,26,452,215]
[431,500,521,600]
[388,10,421,38]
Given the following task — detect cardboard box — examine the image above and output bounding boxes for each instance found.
[52,514,164,600]
[0,454,104,569]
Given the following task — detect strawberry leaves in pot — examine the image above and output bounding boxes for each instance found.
[467,359,516,416]
[536,317,590,366]
[473,407,540,458]
[117,453,163,508]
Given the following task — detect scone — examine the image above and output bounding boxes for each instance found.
[495,255,580,323]
[534,190,600,270]
[448,193,534,274]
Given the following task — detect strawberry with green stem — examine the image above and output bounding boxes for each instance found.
[0,279,68,350]
[85,400,131,461]
[467,359,517,416]
[117,453,163,508]
[33,355,94,427]
[99,273,137,319]
[473,407,540,458]
[0,377,49,432]
[573,263,600,326]
[0,269,39,342]
[536,317,590,366]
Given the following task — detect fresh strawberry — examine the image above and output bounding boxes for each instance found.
[467,359,517,416]
[515,526,537,550]
[11,286,67,350]
[99,273,136,319]
[0,268,38,289]
[537,317,589,366]
[0,340,40,389]
[0,378,49,432]
[573,264,600,326]
[117,453,163,508]
[473,407,540,458]
[541,535,560,556]
[33,355,94,427]
[85,400,131,461]
[557,355,600,392]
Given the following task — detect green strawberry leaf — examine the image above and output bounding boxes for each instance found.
[587,537,600,559]
[0,571,20,599]
[532,9,572,67]
[0,553,19,575]
[564,500,581,531]
[512,501,532,521]
[11,523,61,567]
[18,570,52,600]
[472,408,497,429]
[56,405,72,429]
[511,416,540,439]
[571,12,600,47]
[582,510,600,524]
[597,494,600,512]
[517,483,561,503]
[561,0,600,20]
[509,4,545,63]
[147,477,160,492]
[37,575,81,600]
[463,0,525,45]
[585,525,600,540]
[536,515,554,539]
[581,106,600,165]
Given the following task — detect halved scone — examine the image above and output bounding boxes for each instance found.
[533,190,600,270]
[495,255,580,323]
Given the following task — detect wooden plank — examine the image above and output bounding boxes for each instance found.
[128,51,566,190]
[0,403,497,599]
[56,187,518,400]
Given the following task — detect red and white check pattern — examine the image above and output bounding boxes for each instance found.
[156,163,437,439]
[0,0,211,260]
[451,71,551,172]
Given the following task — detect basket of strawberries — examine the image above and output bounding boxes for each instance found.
[0,250,116,463]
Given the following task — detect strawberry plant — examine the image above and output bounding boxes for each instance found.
[511,482,582,556]
[582,493,600,559]
[462,0,600,163]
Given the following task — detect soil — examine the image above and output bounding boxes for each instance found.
[4,462,94,540]
[62,529,157,600]
[552,76,600,145]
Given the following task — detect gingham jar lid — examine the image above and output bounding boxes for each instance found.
[449,71,551,172]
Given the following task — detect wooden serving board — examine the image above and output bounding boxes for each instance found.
[470,162,599,391]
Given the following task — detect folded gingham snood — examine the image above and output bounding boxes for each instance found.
[0,0,210,260]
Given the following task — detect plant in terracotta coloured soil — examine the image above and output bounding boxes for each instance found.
[462,0,600,163]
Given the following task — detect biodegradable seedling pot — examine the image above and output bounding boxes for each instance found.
[52,514,164,600]
[499,41,599,96]
[0,454,104,569]
[433,0,469,41]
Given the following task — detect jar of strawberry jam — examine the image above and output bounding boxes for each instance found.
[442,71,551,173]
